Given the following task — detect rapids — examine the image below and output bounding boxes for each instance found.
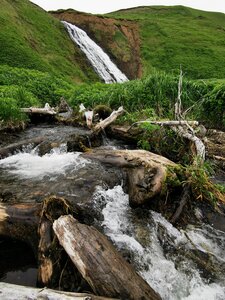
[0,125,224,299]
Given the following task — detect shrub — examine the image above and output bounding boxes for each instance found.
[0,97,25,123]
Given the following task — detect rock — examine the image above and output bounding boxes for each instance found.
[67,133,102,152]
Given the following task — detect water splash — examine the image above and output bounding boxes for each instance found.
[62,21,128,83]
[0,144,88,180]
[93,185,225,300]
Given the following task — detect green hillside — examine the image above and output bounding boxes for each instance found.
[107,6,225,79]
[0,0,98,83]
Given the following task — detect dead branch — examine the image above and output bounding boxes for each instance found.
[93,106,124,133]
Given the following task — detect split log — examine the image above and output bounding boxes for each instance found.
[53,215,161,300]
[0,282,117,300]
[0,202,41,255]
[84,149,176,206]
[93,106,124,133]
[0,137,45,159]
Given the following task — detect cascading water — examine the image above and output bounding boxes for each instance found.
[93,185,225,300]
[62,21,128,83]
[0,125,225,299]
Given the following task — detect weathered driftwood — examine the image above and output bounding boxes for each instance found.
[0,202,41,255]
[128,120,199,131]
[93,106,124,133]
[53,215,161,300]
[21,103,56,115]
[128,120,205,161]
[0,137,45,159]
[0,283,117,300]
[172,125,205,161]
[84,149,176,206]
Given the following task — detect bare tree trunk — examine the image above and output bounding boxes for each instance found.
[53,215,161,300]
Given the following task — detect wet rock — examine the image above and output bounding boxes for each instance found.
[67,133,102,152]
[38,141,60,156]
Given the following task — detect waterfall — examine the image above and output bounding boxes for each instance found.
[62,21,128,84]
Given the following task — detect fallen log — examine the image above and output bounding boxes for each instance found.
[21,103,56,115]
[128,120,205,162]
[0,282,117,300]
[0,136,45,159]
[93,106,124,133]
[53,215,161,300]
[0,202,41,255]
[84,149,176,206]
[128,120,199,131]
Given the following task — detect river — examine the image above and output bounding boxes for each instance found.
[0,124,224,299]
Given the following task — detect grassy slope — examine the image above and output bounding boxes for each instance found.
[107,6,225,79]
[0,0,99,83]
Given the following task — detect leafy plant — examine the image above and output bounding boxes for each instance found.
[182,161,224,206]
[0,97,26,123]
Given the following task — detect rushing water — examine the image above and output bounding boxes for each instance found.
[93,185,225,300]
[62,21,128,83]
[0,125,225,299]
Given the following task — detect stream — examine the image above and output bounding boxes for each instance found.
[0,125,224,299]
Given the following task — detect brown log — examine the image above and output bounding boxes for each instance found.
[93,106,124,133]
[0,137,45,159]
[0,282,117,300]
[0,202,41,255]
[84,149,176,206]
[53,215,161,300]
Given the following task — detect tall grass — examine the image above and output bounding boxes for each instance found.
[69,71,225,128]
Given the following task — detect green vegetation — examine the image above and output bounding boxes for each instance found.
[69,71,225,129]
[0,0,99,83]
[166,161,225,206]
[0,64,75,123]
[107,6,225,79]
[0,97,26,124]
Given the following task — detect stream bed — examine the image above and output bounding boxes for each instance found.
[0,125,224,299]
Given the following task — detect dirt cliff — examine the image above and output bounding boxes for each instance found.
[51,10,142,80]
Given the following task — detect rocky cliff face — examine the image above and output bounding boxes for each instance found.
[52,10,142,80]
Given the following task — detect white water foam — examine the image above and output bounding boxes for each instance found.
[62,21,128,83]
[93,185,225,300]
[0,144,88,180]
